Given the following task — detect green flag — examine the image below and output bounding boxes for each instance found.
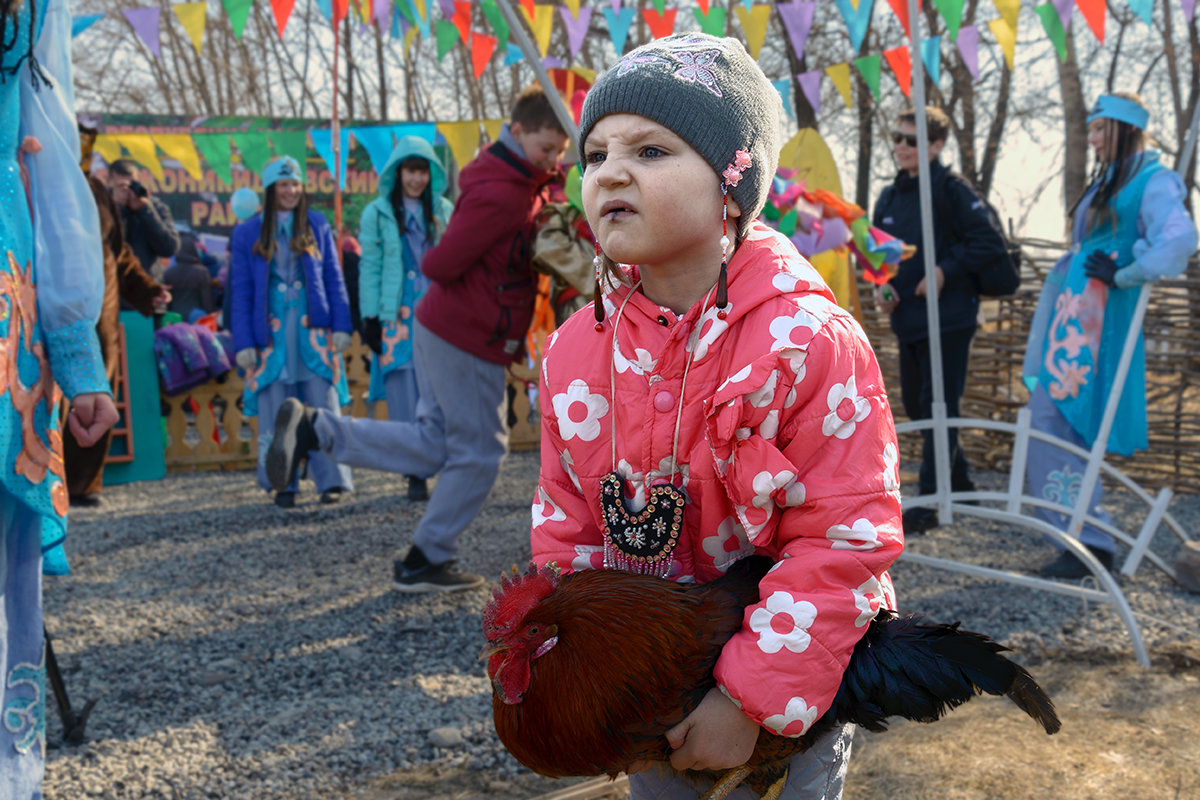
[193,133,232,185]
[692,7,726,38]
[231,132,272,176]
[221,0,252,39]
[932,0,964,42]
[480,0,509,51]
[855,53,882,101]
[1034,4,1067,62]
[434,19,459,62]
[270,130,309,171]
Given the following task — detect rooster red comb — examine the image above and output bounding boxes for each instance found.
[482,562,562,636]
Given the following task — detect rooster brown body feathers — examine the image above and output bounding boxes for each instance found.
[483,556,1060,796]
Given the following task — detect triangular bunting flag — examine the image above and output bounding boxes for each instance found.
[834,0,874,53]
[451,0,472,46]
[434,19,459,61]
[123,7,162,57]
[93,135,124,166]
[734,5,772,60]
[987,17,1016,69]
[1035,3,1067,61]
[885,0,910,38]
[854,53,882,101]
[1127,0,1153,25]
[563,0,581,15]
[651,0,666,13]
[270,130,309,169]
[221,0,253,38]
[152,134,203,180]
[482,118,505,143]
[437,120,482,169]
[956,24,979,78]
[309,128,350,189]
[642,8,677,39]
[1184,0,1196,22]
[797,70,822,116]
[921,35,941,85]
[772,78,795,120]
[519,0,534,18]
[72,13,105,38]
[392,121,437,142]
[348,126,396,175]
[692,7,726,37]
[471,32,497,77]
[230,132,273,176]
[778,2,815,62]
[269,0,295,37]
[604,7,636,54]
[114,134,164,180]
[521,4,555,56]
[1051,0,1073,29]
[696,0,709,13]
[991,0,1019,29]
[481,0,510,49]
[192,133,233,185]
[933,0,964,41]
[560,6,592,59]
[315,0,332,21]
[504,42,523,66]
[1075,0,1104,42]
[825,63,853,108]
[882,46,911,98]
[173,2,207,54]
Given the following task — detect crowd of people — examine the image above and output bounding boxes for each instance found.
[1,6,1196,798]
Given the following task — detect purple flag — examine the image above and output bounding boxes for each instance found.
[1184,0,1196,22]
[374,0,391,33]
[778,2,815,62]
[797,70,821,117]
[956,24,979,78]
[610,0,621,11]
[560,6,592,58]
[123,7,161,57]
[1052,0,1073,29]
[437,0,456,19]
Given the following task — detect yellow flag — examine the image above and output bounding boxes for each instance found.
[734,5,772,60]
[153,134,204,180]
[93,134,123,165]
[114,134,164,181]
[521,4,555,56]
[563,0,581,16]
[570,65,596,83]
[173,2,206,54]
[991,0,1019,29]
[825,63,853,109]
[482,118,505,143]
[403,26,418,54]
[988,17,1017,70]
[438,120,482,169]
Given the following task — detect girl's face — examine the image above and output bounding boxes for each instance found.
[400,163,431,199]
[274,178,303,211]
[582,113,735,279]
[1087,118,1116,162]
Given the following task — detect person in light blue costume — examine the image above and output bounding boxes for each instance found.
[1,0,116,793]
[358,135,453,502]
[229,157,354,508]
[1023,93,1198,579]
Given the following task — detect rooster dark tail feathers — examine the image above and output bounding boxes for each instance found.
[832,611,1061,735]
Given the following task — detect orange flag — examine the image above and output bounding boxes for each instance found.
[883,45,912,98]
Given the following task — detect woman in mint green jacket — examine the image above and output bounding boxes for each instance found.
[358,136,453,500]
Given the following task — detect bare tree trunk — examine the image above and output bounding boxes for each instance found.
[978,65,1010,196]
[343,16,355,121]
[375,25,389,120]
[1058,31,1087,231]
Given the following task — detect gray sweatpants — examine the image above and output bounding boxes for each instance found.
[313,320,508,563]
[627,723,854,800]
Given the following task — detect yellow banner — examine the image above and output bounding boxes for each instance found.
[114,134,164,181]
[173,1,207,54]
[437,120,481,169]
[988,17,1017,70]
[734,5,772,60]
[153,134,204,180]
[93,134,123,165]
[825,63,853,109]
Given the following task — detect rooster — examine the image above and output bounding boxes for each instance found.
[482,556,1060,800]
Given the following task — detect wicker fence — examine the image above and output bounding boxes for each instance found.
[858,243,1200,494]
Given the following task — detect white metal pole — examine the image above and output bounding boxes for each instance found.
[491,0,579,142]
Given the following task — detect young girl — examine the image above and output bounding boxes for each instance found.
[532,34,903,799]
[358,136,453,501]
[1023,94,1198,578]
[230,156,354,507]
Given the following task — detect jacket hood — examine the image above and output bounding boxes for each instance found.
[378,136,448,202]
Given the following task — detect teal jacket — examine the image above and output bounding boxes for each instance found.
[358,136,453,321]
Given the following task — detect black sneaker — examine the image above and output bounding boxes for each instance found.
[320,487,345,504]
[273,491,296,508]
[267,399,319,493]
[1039,546,1115,579]
[406,476,429,502]
[69,493,102,508]
[393,559,484,593]
[902,506,938,536]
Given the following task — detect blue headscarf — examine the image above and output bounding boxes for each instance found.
[262,156,302,188]
[1087,95,1149,131]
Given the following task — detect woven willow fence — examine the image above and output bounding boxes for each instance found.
[857,243,1200,495]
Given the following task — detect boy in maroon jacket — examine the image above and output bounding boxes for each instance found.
[267,85,569,592]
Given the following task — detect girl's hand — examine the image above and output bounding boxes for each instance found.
[68,393,119,448]
[665,687,760,772]
[876,282,899,314]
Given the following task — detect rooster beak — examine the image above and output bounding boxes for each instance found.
[479,643,505,662]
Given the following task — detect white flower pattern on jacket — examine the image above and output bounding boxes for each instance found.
[750,591,817,654]
[825,518,881,551]
[763,696,820,737]
[552,379,609,442]
[822,376,871,439]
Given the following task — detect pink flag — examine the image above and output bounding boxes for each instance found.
[955,23,979,79]
[123,7,161,57]
[797,70,821,117]
[778,2,815,61]
[560,6,593,58]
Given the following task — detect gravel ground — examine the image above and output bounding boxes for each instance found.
[43,452,1200,800]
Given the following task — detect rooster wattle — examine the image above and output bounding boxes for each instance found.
[482,556,1060,799]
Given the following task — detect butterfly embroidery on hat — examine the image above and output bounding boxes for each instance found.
[671,49,724,97]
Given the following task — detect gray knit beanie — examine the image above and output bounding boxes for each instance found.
[578,33,782,238]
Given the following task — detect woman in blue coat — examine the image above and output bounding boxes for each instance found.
[1024,94,1197,578]
[358,136,453,501]
[230,157,354,507]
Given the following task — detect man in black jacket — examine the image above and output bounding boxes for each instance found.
[872,106,1008,535]
[107,158,181,280]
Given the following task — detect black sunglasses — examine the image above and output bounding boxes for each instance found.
[891,132,918,147]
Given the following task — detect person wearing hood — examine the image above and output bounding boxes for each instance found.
[358,136,454,502]
[164,232,217,322]
[265,85,568,592]
[229,156,354,508]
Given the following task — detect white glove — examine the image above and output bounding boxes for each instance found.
[331,331,352,353]
[236,347,258,372]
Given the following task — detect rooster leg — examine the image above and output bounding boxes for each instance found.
[698,765,753,800]
[759,770,788,800]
